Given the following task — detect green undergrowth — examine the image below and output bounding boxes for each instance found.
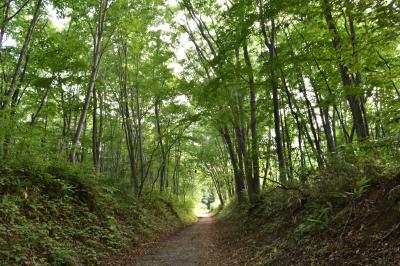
[0,159,195,265]
[221,143,400,265]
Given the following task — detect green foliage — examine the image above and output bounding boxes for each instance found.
[0,161,193,265]
[219,197,250,220]
[295,202,333,236]
[352,177,370,199]
[328,177,370,200]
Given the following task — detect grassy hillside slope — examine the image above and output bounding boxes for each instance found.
[216,154,400,265]
[0,160,195,265]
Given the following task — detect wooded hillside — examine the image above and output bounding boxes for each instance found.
[0,0,399,265]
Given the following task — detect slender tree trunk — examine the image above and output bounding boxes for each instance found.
[347,8,370,139]
[232,49,248,196]
[282,104,293,179]
[0,0,10,52]
[322,0,369,141]
[135,55,145,191]
[220,126,245,203]
[2,51,30,157]
[259,5,287,182]
[92,87,102,173]
[154,98,166,192]
[69,0,109,162]
[311,79,336,153]
[80,119,88,163]
[1,0,42,110]
[209,167,225,207]
[280,71,306,170]
[117,44,138,195]
[234,122,253,200]
[298,76,325,168]
[92,86,98,169]
[0,0,10,95]
[121,97,138,195]
[243,41,260,202]
[313,59,351,143]
[30,87,49,126]
[172,146,181,195]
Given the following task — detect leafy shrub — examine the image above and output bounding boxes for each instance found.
[295,202,333,236]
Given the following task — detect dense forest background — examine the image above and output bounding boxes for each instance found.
[0,0,399,264]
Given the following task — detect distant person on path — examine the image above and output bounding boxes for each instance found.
[201,190,215,210]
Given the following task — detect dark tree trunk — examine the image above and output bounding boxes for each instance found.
[298,76,325,168]
[311,79,336,153]
[220,126,245,203]
[322,0,369,141]
[282,104,293,179]
[31,87,50,126]
[92,87,102,173]
[117,44,138,195]
[155,98,166,192]
[259,5,287,182]
[243,41,260,202]
[134,56,145,192]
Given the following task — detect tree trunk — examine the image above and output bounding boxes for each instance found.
[243,41,260,202]
[92,87,102,173]
[220,126,245,203]
[154,98,166,192]
[135,55,145,192]
[69,0,109,162]
[322,0,369,141]
[1,0,42,109]
[282,103,293,179]
[117,44,138,195]
[259,4,287,182]
[298,76,325,168]
[311,79,336,153]
[30,87,50,126]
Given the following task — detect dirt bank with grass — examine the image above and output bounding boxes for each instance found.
[0,162,195,265]
[212,171,400,265]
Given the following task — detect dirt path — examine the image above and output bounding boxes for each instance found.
[132,214,216,266]
[104,212,254,266]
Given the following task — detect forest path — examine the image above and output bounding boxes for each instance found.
[104,211,252,266]
[132,212,217,266]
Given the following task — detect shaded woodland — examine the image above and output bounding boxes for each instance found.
[0,0,399,264]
